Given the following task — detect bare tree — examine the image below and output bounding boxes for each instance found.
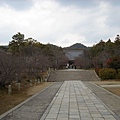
[0,51,24,87]
[23,53,51,80]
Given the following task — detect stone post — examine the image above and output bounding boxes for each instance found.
[43,76,45,82]
[35,79,37,85]
[8,85,12,95]
[45,77,47,82]
[48,67,51,74]
[37,79,40,84]
[41,78,43,82]
[47,71,49,76]
[30,80,33,87]
[17,83,21,91]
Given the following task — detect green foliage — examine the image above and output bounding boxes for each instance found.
[12,32,24,43]
[116,69,120,79]
[115,35,120,46]
[105,39,115,54]
[99,68,116,80]
[9,35,43,56]
[117,69,120,72]
[116,72,120,79]
[90,35,120,70]
[9,32,25,55]
[107,57,120,70]
[90,40,105,57]
[90,39,116,58]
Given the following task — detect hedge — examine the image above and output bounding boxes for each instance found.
[99,68,116,80]
[116,69,120,79]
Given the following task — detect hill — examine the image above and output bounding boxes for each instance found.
[64,43,87,49]
[63,43,87,60]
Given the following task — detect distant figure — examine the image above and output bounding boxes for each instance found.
[66,63,69,69]
[75,66,76,69]
[72,65,73,69]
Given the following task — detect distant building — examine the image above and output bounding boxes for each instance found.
[63,43,88,69]
[63,49,84,60]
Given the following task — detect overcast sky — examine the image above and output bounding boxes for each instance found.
[0,0,120,47]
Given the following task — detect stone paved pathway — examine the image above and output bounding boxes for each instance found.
[0,82,63,120]
[48,69,99,82]
[83,81,120,119]
[40,81,118,120]
[1,70,120,120]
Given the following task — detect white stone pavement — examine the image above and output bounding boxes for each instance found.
[40,81,117,120]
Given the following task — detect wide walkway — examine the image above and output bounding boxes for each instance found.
[0,70,120,120]
[40,81,118,120]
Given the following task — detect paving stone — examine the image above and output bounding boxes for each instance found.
[93,118,104,120]
[84,81,120,118]
[57,117,68,120]
[91,113,103,118]
[46,113,58,119]
[1,69,120,120]
[40,81,118,120]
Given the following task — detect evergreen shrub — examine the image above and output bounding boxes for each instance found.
[99,68,116,80]
[116,69,120,79]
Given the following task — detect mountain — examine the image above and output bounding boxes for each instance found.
[63,43,87,60]
[64,43,87,49]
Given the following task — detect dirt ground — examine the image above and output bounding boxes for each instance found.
[93,80,120,97]
[0,82,53,115]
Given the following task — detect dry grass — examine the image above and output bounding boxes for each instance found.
[105,87,120,97]
[0,82,53,115]
[93,80,120,97]
[93,80,120,85]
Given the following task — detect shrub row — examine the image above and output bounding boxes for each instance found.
[116,69,120,79]
[99,68,117,80]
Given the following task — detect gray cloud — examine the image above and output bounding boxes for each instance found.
[0,0,120,47]
[0,0,33,10]
[57,0,97,8]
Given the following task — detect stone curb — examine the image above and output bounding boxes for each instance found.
[0,82,55,120]
[93,70,101,80]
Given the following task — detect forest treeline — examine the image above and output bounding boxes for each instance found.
[0,32,120,86]
[74,35,120,70]
[67,35,120,79]
[90,36,120,69]
[0,32,68,87]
